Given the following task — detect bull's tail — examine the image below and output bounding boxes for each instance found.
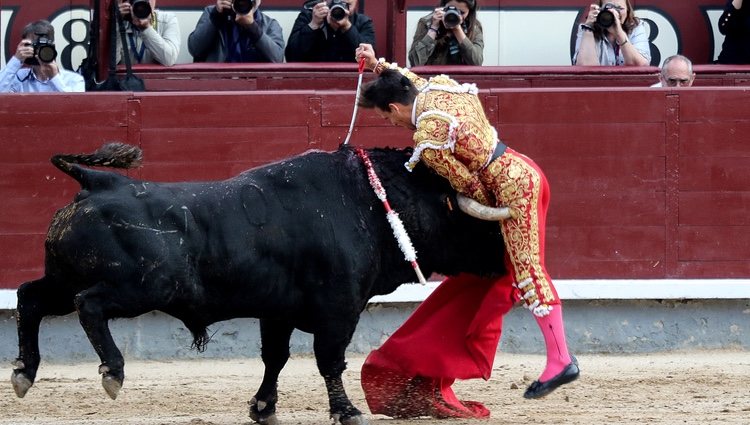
[51,143,143,186]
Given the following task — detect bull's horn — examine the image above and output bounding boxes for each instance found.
[457,194,512,221]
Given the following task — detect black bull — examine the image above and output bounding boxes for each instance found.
[12,143,506,424]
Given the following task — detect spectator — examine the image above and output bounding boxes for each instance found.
[285,0,375,62]
[116,0,181,66]
[408,0,484,66]
[0,20,84,93]
[717,0,750,64]
[356,43,579,400]
[652,55,695,87]
[573,0,650,66]
[188,0,284,63]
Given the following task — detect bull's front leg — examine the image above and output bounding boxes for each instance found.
[12,278,75,398]
[249,319,295,425]
[314,329,367,425]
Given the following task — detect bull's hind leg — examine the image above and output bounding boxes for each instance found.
[12,277,75,397]
[249,319,294,425]
[74,283,150,400]
[314,328,367,425]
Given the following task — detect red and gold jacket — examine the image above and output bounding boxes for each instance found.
[374,60,499,206]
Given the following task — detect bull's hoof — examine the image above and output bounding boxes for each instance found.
[248,397,279,425]
[101,374,122,400]
[332,413,369,425]
[11,371,33,398]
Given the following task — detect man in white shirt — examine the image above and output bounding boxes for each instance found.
[116,0,181,66]
[652,54,695,87]
[0,20,85,93]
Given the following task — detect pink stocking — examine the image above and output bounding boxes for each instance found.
[534,304,572,382]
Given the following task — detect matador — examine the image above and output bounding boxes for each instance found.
[355,42,579,400]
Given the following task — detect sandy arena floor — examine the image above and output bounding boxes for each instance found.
[2,351,749,425]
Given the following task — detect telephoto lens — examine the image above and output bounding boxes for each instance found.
[442,6,462,29]
[232,0,255,15]
[329,0,348,21]
[36,42,57,63]
[24,37,57,65]
[129,0,152,19]
[596,3,616,28]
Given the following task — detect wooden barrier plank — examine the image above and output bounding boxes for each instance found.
[679,192,750,226]
[550,192,665,226]
[121,64,750,92]
[136,92,312,128]
[140,162,283,182]
[0,198,61,234]
[0,94,129,127]
[501,122,665,159]
[547,225,666,278]
[139,127,311,163]
[0,165,124,199]
[0,234,46,289]
[671,261,750,278]
[679,89,750,122]
[546,259,666,279]
[679,226,750,261]
[0,128,128,163]
[494,89,667,124]
[680,122,750,157]
[679,157,750,191]
[542,157,665,193]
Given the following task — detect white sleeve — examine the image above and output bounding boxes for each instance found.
[0,56,23,93]
[141,11,181,66]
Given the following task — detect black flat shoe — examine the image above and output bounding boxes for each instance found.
[523,359,580,399]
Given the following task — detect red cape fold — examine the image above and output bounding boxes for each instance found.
[361,273,516,418]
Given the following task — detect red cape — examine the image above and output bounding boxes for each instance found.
[361,273,516,419]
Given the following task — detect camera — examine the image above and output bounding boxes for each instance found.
[128,0,152,20]
[303,1,349,22]
[442,5,462,29]
[596,2,617,29]
[24,35,57,66]
[232,0,256,15]
[329,0,349,22]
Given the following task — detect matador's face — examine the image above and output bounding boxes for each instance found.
[376,103,417,130]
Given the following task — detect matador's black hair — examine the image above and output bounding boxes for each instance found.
[359,69,419,111]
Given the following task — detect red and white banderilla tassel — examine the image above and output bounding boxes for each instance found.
[356,148,427,284]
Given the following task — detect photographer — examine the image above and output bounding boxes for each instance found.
[572,0,650,66]
[116,0,181,66]
[0,20,84,93]
[408,0,483,66]
[188,0,284,62]
[285,0,375,62]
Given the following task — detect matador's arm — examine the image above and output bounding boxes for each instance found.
[413,114,493,206]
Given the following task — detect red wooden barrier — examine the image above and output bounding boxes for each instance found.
[1,87,749,289]
[123,64,750,91]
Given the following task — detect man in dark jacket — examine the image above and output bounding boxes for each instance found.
[285,0,375,62]
[717,0,750,64]
[188,0,284,63]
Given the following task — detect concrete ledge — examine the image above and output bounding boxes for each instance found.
[3,279,750,310]
[1,298,748,363]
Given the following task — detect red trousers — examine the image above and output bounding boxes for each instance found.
[480,148,560,316]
